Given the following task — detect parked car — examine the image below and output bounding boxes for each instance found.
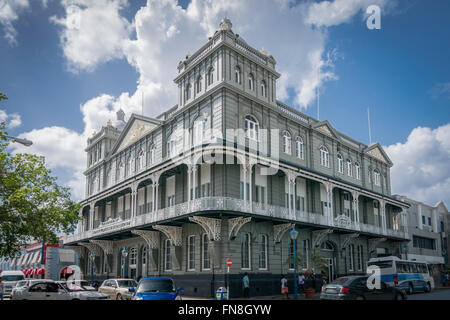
[0,270,25,298]
[98,279,138,300]
[13,280,74,300]
[320,276,407,300]
[130,277,183,300]
[11,279,54,299]
[57,281,110,300]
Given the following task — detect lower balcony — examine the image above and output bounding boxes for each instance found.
[65,196,407,243]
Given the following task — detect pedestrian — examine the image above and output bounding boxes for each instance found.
[242,272,250,298]
[281,275,289,299]
[0,277,3,301]
[298,273,305,294]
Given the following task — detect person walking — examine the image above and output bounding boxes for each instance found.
[242,272,250,298]
[281,275,289,299]
[0,277,3,301]
[298,273,305,294]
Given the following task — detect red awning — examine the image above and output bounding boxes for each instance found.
[28,268,34,275]
[61,266,74,275]
[37,267,45,275]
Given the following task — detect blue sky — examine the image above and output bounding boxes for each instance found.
[1,0,449,206]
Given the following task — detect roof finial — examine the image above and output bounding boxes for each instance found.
[219,17,232,31]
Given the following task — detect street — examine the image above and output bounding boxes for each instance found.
[408,288,450,300]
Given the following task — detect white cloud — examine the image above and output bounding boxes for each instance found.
[0,0,48,45]
[385,123,450,206]
[50,0,132,72]
[0,109,22,128]
[429,82,450,100]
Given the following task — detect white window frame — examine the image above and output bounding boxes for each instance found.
[185,83,191,102]
[202,234,211,271]
[207,68,214,86]
[167,134,176,158]
[347,160,352,177]
[258,234,268,270]
[355,162,361,180]
[193,117,206,146]
[374,169,381,186]
[296,137,304,160]
[138,149,145,171]
[164,239,172,271]
[337,154,343,173]
[241,233,251,270]
[283,131,292,155]
[235,66,241,84]
[196,76,202,94]
[261,81,266,97]
[248,74,254,91]
[245,115,259,141]
[187,235,195,271]
[320,146,330,167]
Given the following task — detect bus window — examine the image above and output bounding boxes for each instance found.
[367,261,392,269]
[410,263,418,273]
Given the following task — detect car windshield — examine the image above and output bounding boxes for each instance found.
[137,279,176,293]
[16,281,28,287]
[2,275,24,281]
[118,280,137,288]
[79,282,96,291]
[330,277,350,285]
[63,283,85,292]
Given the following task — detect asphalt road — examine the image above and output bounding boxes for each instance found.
[407,288,450,300]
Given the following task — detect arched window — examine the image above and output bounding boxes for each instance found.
[193,116,206,146]
[202,234,210,270]
[319,146,329,167]
[138,149,145,171]
[337,154,343,173]
[164,239,172,271]
[148,144,156,165]
[248,73,254,91]
[167,133,177,158]
[296,137,304,159]
[244,115,259,141]
[196,76,202,94]
[207,68,214,86]
[258,234,268,270]
[129,247,137,266]
[347,159,352,177]
[241,233,251,269]
[127,157,133,176]
[283,131,291,154]
[185,83,191,102]
[235,66,241,84]
[355,162,360,180]
[260,80,266,97]
[374,169,381,186]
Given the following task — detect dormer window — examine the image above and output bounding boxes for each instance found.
[245,115,259,141]
[235,66,241,84]
[248,74,254,91]
[261,80,266,97]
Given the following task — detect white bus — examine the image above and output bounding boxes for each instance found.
[367,256,434,294]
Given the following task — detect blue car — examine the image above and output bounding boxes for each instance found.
[129,277,183,300]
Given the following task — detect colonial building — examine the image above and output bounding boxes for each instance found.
[64,19,410,298]
[393,195,449,284]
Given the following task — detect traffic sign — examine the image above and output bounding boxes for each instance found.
[226,258,232,267]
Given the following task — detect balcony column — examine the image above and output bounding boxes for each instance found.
[325,183,334,226]
[352,191,360,230]
[247,163,254,212]
[89,203,95,230]
[380,200,387,233]
[187,164,192,210]
[192,165,198,200]
[131,183,138,218]
[151,173,160,212]
[242,164,248,211]
[292,179,296,218]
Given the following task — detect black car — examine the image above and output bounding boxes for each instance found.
[320,276,407,300]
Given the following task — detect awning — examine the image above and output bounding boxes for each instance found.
[37,267,45,275]
[61,266,74,275]
[10,257,17,268]
[27,268,33,275]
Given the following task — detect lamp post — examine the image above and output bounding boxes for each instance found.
[122,248,128,278]
[5,136,33,146]
[89,252,95,284]
[290,227,299,300]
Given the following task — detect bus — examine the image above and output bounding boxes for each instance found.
[367,256,434,294]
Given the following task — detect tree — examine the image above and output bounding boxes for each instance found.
[0,92,7,100]
[0,122,81,257]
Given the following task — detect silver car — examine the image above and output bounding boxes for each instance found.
[98,279,137,300]
[58,281,110,300]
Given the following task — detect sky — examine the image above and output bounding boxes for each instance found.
[0,0,449,207]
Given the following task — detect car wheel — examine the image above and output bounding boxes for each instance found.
[425,283,431,293]
[395,293,403,300]
[116,293,123,300]
[355,295,365,301]
[408,283,413,295]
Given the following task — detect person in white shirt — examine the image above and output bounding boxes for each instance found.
[281,275,289,299]
[298,273,305,294]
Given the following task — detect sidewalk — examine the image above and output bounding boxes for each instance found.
[182,293,321,300]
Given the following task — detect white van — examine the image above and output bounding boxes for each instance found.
[1,270,26,298]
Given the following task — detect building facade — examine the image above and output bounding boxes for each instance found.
[64,19,410,297]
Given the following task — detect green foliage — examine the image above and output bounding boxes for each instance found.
[0,92,7,100]
[0,122,81,257]
[309,249,329,276]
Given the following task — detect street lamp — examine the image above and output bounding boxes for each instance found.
[89,252,95,284]
[122,248,128,279]
[5,136,33,147]
[290,227,299,300]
